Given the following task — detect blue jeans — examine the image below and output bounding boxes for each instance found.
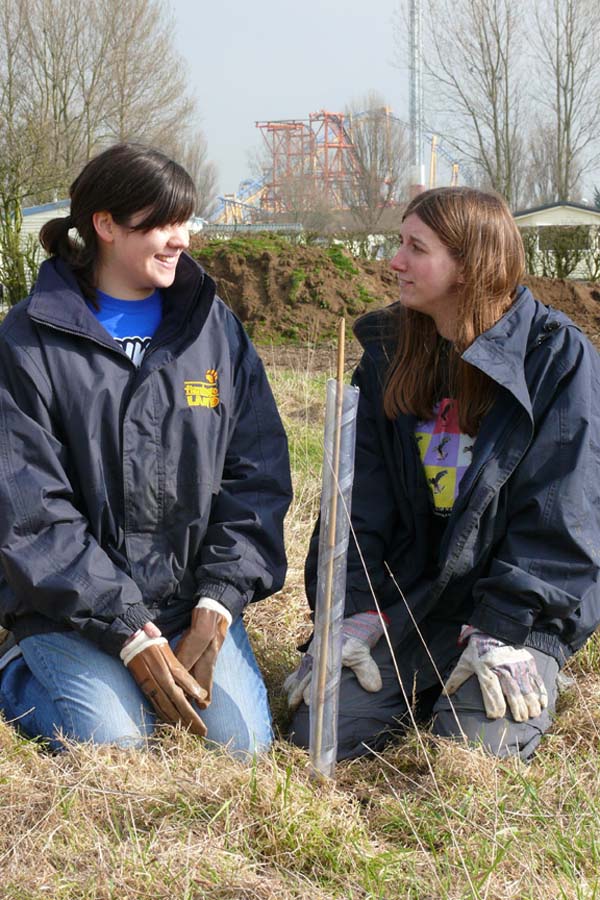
[0,618,272,756]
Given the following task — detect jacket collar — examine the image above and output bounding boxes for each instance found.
[462,285,537,418]
[28,256,111,345]
[27,252,212,347]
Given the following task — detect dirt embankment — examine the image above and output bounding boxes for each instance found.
[190,234,600,352]
[522,275,600,348]
[190,234,398,344]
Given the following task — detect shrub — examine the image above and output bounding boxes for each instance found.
[520,224,598,280]
[0,199,40,305]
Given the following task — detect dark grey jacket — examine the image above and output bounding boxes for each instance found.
[306,287,600,664]
[0,254,292,656]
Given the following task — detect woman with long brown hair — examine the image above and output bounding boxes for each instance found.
[286,186,600,760]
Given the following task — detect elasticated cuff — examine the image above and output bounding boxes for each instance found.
[100,604,153,656]
[194,581,247,621]
[469,604,531,646]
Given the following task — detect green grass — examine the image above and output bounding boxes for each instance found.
[357,284,376,304]
[288,269,307,304]
[191,233,296,262]
[2,357,600,899]
[325,245,359,278]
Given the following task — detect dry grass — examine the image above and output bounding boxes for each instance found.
[2,351,600,899]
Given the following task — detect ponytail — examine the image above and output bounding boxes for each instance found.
[39,214,97,304]
[39,215,75,261]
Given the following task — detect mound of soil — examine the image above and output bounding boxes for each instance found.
[190,234,398,344]
[190,235,600,352]
[522,275,600,348]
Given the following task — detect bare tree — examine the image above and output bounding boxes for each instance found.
[98,0,219,214]
[23,0,112,187]
[98,0,196,149]
[274,174,336,231]
[0,0,216,206]
[403,0,526,207]
[0,0,55,200]
[342,93,409,231]
[532,0,600,201]
[172,133,220,220]
[521,124,584,208]
[0,0,218,302]
[0,0,61,301]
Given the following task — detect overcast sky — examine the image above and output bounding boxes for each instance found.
[171,0,407,196]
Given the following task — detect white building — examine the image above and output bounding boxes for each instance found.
[22,199,70,264]
[513,201,600,228]
[513,201,600,280]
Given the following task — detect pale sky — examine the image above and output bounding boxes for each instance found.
[170,0,407,196]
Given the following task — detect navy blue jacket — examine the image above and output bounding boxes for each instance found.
[306,287,600,663]
[0,254,292,656]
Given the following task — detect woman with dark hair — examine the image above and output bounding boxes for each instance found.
[286,186,600,761]
[0,143,292,754]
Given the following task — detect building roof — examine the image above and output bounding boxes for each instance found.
[513,200,600,218]
[22,200,70,217]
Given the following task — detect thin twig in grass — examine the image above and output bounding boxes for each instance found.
[362,744,539,876]
[369,750,547,899]
[0,780,80,865]
[326,470,481,897]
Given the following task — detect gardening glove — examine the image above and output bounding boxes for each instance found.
[284,611,388,710]
[121,628,208,736]
[175,598,232,705]
[444,626,548,722]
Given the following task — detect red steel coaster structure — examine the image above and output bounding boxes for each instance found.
[256,110,363,214]
[212,109,468,224]
[255,118,313,214]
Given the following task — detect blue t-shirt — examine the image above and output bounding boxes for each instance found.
[90,289,162,366]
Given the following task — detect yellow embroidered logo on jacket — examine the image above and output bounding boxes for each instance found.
[184,369,219,408]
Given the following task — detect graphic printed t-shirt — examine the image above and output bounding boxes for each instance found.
[90,289,162,366]
[415,398,475,516]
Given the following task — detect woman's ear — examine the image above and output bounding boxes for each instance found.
[92,211,115,244]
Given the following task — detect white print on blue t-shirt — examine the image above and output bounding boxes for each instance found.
[89,289,162,366]
[117,336,152,367]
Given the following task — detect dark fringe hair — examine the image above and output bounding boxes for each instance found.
[39,143,197,305]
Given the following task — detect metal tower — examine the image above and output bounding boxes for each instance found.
[409,0,425,196]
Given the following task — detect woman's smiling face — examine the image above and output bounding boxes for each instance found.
[93,210,190,300]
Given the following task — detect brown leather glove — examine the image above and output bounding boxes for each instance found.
[175,598,231,704]
[121,631,208,736]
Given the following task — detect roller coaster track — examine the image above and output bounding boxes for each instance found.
[211,113,473,224]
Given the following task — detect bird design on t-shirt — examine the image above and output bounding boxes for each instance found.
[440,400,453,422]
[428,470,448,494]
[435,436,452,460]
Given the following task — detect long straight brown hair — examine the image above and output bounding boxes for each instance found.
[383,187,525,435]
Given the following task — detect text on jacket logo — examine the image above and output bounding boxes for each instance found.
[184,369,219,408]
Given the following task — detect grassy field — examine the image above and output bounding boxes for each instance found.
[2,346,600,899]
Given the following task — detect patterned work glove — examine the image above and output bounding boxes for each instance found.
[284,611,387,710]
[444,626,549,722]
[121,629,208,736]
[175,598,232,705]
